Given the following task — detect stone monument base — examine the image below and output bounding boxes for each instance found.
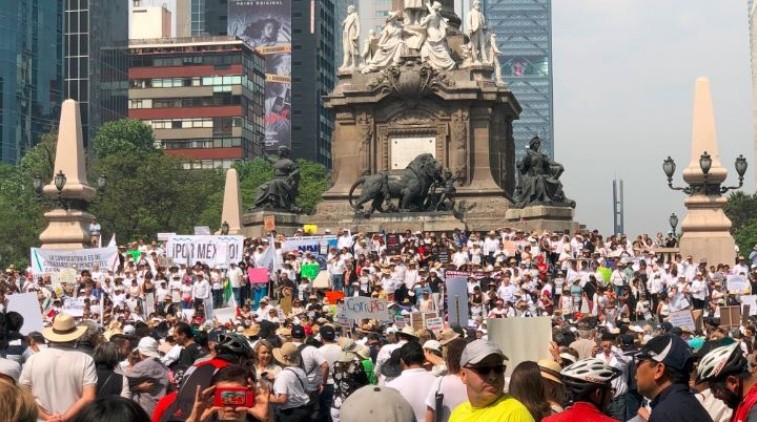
[39,209,95,249]
[504,206,576,233]
[242,210,307,237]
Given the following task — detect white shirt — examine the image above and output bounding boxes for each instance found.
[227,267,244,288]
[386,368,438,422]
[193,279,210,299]
[274,367,311,409]
[293,341,327,390]
[318,343,342,384]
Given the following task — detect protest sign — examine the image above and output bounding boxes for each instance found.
[63,297,86,317]
[343,297,391,323]
[282,235,337,255]
[742,295,757,316]
[247,267,270,285]
[720,305,742,329]
[194,226,211,235]
[303,224,318,234]
[445,271,469,328]
[727,274,750,294]
[31,247,119,275]
[394,315,405,329]
[313,271,330,289]
[157,232,176,242]
[301,263,320,280]
[410,312,438,331]
[488,317,552,377]
[263,215,276,232]
[165,235,244,267]
[6,293,44,335]
[59,268,78,284]
[386,234,401,255]
[425,317,444,332]
[668,309,696,332]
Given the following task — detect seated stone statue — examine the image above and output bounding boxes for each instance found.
[251,146,301,212]
[513,136,575,209]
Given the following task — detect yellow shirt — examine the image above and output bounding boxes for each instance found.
[449,395,535,422]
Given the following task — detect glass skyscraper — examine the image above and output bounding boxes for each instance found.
[0,0,64,163]
[486,0,554,159]
[64,0,129,146]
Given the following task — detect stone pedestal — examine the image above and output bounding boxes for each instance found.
[242,211,306,237]
[504,206,576,233]
[39,209,95,249]
[678,193,736,265]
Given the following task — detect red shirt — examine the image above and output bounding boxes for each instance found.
[543,402,617,422]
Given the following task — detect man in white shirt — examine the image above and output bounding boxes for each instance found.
[227,262,244,306]
[386,341,437,421]
[611,262,627,296]
[452,246,470,269]
[596,332,631,421]
[337,228,355,250]
[482,231,499,265]
[192,273,211,309]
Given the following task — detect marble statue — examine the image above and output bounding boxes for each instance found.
[419,1,456,70]
[513,136,575,209]
[489,33,503,84]
[340,5,361,70]
[460,41,475,68]
[361,29,378,64]
[466,0,488,64]
[362,11,417,74]
[251,146,301,212]
[404,0,425,25]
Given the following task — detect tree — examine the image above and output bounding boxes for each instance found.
[20,131,57,183]
[725,191,757,255]
[92,119,157,159]
[296,159,329,213]
[0,163,45,266]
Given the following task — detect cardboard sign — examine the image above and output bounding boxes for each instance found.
[157,232,176,241]
[742,295,757,316]
[303,225,318,234]
[727,275,750,294]
[313,271,330,289]
[720,305,742,329]
[194,226,211,235]
[386,234,401,256]
[488,317,552,377]
[445,271,469,328]
[425,317,444,332]
[343,297,391,322]
[410,311,438,331]
[59,268,78,284]
[247,267,270,285]
[263,215,276,232]
[63,297,86,317]
[394,315,405,329]
[668,309,696,332]
[301,263,320,280]
[6,293,44,335]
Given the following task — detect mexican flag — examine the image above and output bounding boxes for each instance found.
[223,276,233,306]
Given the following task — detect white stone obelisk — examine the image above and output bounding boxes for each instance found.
[678,77,736,265]
[219,168,243,235]
[39,99,97,249]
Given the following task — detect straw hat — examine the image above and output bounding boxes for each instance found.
[43,313,87,343]
[273,342,301,367]
[243,324,261,337]
[436,328,460,346]
[538,359,563,384]
[396,324,418,340]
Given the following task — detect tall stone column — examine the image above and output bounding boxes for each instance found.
[678,77,736,265]
[220,168,243,235]
[39,99,97,249]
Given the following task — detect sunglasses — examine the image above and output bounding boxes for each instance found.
[466,364,506,377]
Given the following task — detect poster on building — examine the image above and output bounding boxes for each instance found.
[228,0,292,150]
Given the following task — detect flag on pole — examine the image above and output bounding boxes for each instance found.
[107,233,116,248]
[223,277,233,305]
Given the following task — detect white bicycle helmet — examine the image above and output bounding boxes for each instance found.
[696,342,747,384]
[561,358,621,396]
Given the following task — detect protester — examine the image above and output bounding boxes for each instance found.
[543,358,619,422]
[71,396,151,422]
[94,342,129,398]
[0,377,37,422]
[185,365,269,422]
[449,340,534,421]
[696,341,757,420]
[270,342,312,421]
[508,361,553,421]
[386,341,437,421]
[425,338,468,422]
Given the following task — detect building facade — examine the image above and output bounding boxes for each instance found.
[130,3,172,40]
[486,0,554,159]
[291,0,335,167]
[64,0,129,146]
[0,0,63,163]
[750,0,757,185]
[186,0,229,36]
[128,37,265,169]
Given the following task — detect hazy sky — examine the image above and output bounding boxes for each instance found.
[552,0,753,236]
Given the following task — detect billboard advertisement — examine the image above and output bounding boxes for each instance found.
[228,0,291,150]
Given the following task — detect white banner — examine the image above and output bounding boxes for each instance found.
[30,246,119,274]
[63,297,86,317]
[165,235,245,268]
[283,235,337,255]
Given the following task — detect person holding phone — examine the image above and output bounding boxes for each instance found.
[187,365,269,422]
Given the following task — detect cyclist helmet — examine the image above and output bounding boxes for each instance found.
[216,332,253,359]
[561,358,621,396]
[696,342,747,384]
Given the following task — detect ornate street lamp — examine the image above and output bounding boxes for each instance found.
[669,213,678,237]
[221,221,230,235]
[32,175,42,194]
[54,170,67,208]
[662,152,747,195]
[97,174,106,192]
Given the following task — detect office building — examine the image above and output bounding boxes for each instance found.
[130,1,172,40]
[0,0,63,163]
[486,0,554,159]
[128,36,266,169]
[64,0,129,146]
[292,0,335,167]
[750,0,757,184]
[177,0,229,36]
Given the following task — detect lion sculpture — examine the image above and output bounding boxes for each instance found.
[348,153,444,215]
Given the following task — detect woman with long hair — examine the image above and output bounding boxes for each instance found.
[508,361,552,421]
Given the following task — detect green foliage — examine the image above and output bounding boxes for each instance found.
[92,119,157,159]
[0,163,45,267]
[725,191,757,254]
[296,159,330,213]
[20,132,57,182]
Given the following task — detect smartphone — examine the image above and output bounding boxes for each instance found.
[214,386,254,408]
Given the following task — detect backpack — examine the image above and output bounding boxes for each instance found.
[297,343,319,392]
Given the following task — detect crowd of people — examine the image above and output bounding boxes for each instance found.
[1,226,757,422]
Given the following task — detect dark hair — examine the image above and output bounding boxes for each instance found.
[399,341,425,367]
[6,312,23,332]
[446,338,467,374]
[508,361,552,421]
[174,322,193,338]
[211,364,255,386]
[70,396,150,422]
[542,376,568,409]
[94,343,121,370]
